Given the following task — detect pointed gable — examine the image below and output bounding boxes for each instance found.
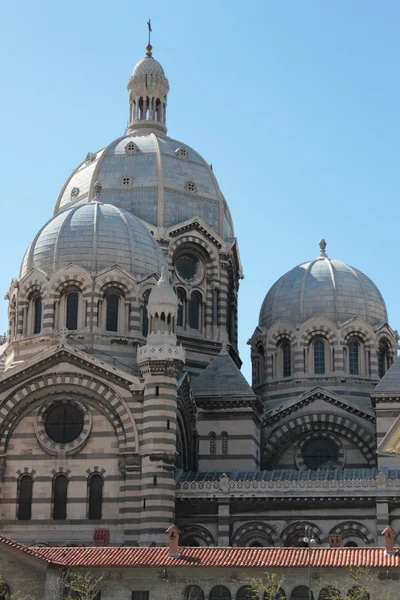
[192,348,255,398]
[373,356,400,394]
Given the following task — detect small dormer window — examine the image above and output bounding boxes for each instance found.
[70,187,80,200]
[85,152,96,164]
[175,147,188,159]
[120,176,134,187]
[184,181,197,194]
[125,141,138,154]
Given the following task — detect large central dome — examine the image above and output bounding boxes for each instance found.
[259,241,387,329]
[53,45,234,242]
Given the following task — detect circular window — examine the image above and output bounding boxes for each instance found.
[176,255,198,282]
[302,438,339,470]
[44,404,84,444]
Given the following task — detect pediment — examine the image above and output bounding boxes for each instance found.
[300,313,337,331]
[264,386,375,426]
[0,341,141,393]
[49,263,91,283]
[167,217,224,248]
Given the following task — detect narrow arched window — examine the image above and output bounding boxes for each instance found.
[33,296,42,334]
[17,474,33,520]
[314,340,325,374]
[177,288,186,327]
[53,474,68,520]
[141,291,150,337]
[189,292,201,329]
[378,343,389,378]
[88,473,104,520]
[66,292,78,330]
[349,341,359,375]
[106,294,119,332]
[282,341,291,377]
[209,432,216,456]
[221,432,228,455]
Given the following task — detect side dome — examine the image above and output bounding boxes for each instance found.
[259,241,388,329]
[20,202,167,279]
[53,133,235,240]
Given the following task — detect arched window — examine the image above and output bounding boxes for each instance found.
[264,589,286,600]
[189,292,201,329]
[282,341,291,377]
[344,541,358,547]
[209,432,216,456]
[314,340,325,374]
[221,432,228,455]
[184,586,205,600]
[0,583,11,600]
[177,288,186,327]
[33,296,42,334]
[53,474,68,520]
[378,343,390,378]
[319,586,342,600]
[88,473,104,520]
[106,294,119,332]
[302,437,339,470]
[236,587,253,600]
[66,292,78,330]
[210,586,231,600]
[17,474,33,520]
[348,587,369,600]
[141,290,150,337]
[349,341,359,375]
[291,587,314,600]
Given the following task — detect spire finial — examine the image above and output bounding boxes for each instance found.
[146,19,153,56]
[319,239,328,258]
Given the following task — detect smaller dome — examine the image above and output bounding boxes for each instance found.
[132,49,166,79]
[148,266,178,313]
[259,242,388,329]
[21,202,167,280]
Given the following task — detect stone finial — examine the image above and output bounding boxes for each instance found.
[60,327,68,344]
[146,43,153,58]
[319,239,328,258]
[93,181,102,200]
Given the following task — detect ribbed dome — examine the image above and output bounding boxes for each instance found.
[132,56,166,79]
[259,249,388,329]
[20,202,167,279]
[53,133,234,241]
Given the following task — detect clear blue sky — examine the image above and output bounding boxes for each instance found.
[1,1,400,381]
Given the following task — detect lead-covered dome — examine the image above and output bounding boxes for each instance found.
[20,202,167,279]
[259,241,388,329]
[53,133,234,240]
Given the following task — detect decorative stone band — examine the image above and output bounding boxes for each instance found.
[176,471,400,499]
[137,343,185,365]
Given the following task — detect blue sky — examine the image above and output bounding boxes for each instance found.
[1,1,399,380]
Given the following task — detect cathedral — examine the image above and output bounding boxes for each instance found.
[1,39,399,551]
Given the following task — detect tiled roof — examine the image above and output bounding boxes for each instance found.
[0,536,63,564]
[14,545,400,569]
[176,468,400,483]
[374,356,400,393]
[192,348,255,397]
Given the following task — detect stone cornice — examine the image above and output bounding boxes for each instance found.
[195,396,264,414]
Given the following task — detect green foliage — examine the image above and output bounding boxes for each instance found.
[244,572,285,600]
[61,569,103,600]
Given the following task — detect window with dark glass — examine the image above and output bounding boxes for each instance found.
[209,586,231,600]
[141,291,150,337]
[53,474,68,520]
[282,341,291,377]
[189,292,200,329]
[184,586,205,600]
[132,592,149,600]
[177,288,186,327]
[176,255,197,282]
[236,587,253,600]
[106,294,119,332]
[17,474,33,520]
[302,438,339,470]
[88,474,104,520]
[0,583,11,600]
[349,342,359,375]
[378,344,389,379]
[45,404,84,444]
[33,296,42,334]
[314,340,325,374]
[66,292,78,330]
[291,587,314,600]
